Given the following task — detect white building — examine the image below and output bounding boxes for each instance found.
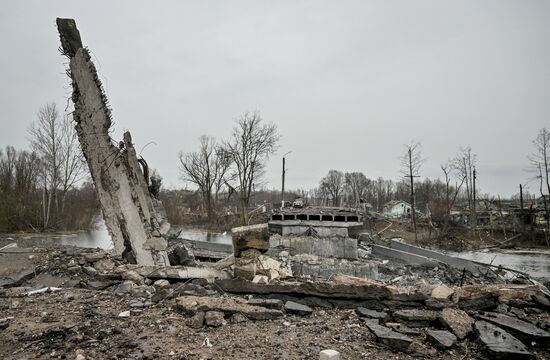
[383,200,412,218]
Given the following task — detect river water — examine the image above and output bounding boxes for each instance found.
[5,219,550,279]
[446,249,550,279]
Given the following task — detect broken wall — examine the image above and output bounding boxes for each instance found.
[56,18,169,266]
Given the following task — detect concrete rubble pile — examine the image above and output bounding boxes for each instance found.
[2,238,550,358]
[4,208,550,359]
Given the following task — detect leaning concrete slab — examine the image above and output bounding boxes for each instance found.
[371,245,438,267]
[56,18,169,266]
[389,239,482,274]
[475,321,533,359]
[476,312,550,346]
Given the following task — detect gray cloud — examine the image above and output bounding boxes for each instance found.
[1,1,549,197]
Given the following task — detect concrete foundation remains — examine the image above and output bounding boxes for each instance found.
[231,224,270,280]
[56,18,169,266]
[269,235,358,260]
[269,209,363,238]
[290,254,378,280]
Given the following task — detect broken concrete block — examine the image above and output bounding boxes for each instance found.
[114,281,137,294]
[395,325,420,336]
[393,309,438,327]
[94,258,115,273]
[284,301,313,316]
[176,296,283,320]
[121,270,145,285]
[475,321,533,359]
[365,321,412,352]
[167,243,195,266]
[205,311,225,327]
[0,318,11,330]
[438,308,474,339]
[425,329,457,349]
[0,268,37,288]
[83,252,107,263]
[118,310,130,318]
[319,349,341,360]
[232,223,270,257]
[355,307,388,320]
[477,312,550,345]
[252,275,269,284]
[186,311,205,329]
[68,265,81,272]
[431,284,454,300]
[82,266,97,277]
[213,255,235,270]
[458,294,498,311]
[85,280,117,290]
[234,257,257,280]
[256,255,292,279]
[153,279,170,288]
[247,298,284,310]
[121,264,230,281]
[230,313,249,323]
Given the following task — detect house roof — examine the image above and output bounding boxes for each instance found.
[384,200,410,207]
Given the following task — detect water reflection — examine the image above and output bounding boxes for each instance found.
[172,226,232,245]
[12,219,232,251]
[57,216,113,250]
[447,250,550,279]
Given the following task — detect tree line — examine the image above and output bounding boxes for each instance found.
[1,99,548,232]
[0,103,94,232]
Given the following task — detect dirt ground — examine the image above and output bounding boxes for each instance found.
[2,236,550,360]
[0,287,506,360]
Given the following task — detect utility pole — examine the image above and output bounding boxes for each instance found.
[472,167,477,228]
[281,151,291,208]
[520,184,524,210]
[405,148,420,240]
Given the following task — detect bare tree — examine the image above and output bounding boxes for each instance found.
[345,172,368,208]
[441,162,465,224]
[528,128,550,230]
[179,135,231,220]
[453,147,477,226]
[400,142,423,240]
[28,103,87,229]
[529,128,550,196]
[223,112,279,224]
[28,103,62,229]
[320,170,344,207]
[59,114,87,211]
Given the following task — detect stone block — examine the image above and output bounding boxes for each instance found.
[319,349,341,360]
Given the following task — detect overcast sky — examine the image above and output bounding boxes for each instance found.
[1,1,549,197]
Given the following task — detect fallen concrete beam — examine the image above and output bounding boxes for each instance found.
[371,245,438,267]
[176,295,283,320]
[215,276,423,301]
[389,239,482,273]
[115,265,230,281]
[56,18,169,266]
